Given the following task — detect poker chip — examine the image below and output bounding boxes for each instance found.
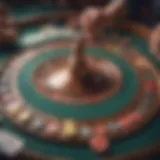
[62,120,77,138]
[44,120,60,137]
[0,129,25,157]
[29,116,45,132]
[79,125,92,139]
[106,122,121,134]
[120,112,143,129]
[90,135,109,153]
[16,109,32,124]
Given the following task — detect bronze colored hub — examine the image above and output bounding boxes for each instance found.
[34,38,122,104]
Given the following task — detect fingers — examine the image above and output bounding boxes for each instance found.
[80,7,102,41]
[80,7,99,26]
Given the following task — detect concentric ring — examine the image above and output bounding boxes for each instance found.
[34,56,123,105]
[1,37,159,145]
[17,46,139,120]
[1,22,160,160]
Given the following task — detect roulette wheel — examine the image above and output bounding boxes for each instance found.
[0,5,160,160]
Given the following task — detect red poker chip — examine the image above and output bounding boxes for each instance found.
[120,112,143,129]
[90,135,109,152]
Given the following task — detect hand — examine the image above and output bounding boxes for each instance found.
[80,0,127,41]
[80,7,108,41]
[150,25,160,59]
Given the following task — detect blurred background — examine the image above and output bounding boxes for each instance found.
[3,0,160,27]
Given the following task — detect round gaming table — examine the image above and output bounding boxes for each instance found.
[0,7,160,160]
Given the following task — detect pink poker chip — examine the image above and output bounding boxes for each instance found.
[44,120,60,137]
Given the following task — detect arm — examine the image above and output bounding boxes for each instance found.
[80,0,129,39]
[103,0,128,21]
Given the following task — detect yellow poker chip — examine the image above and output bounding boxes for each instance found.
[62,120,78,138]
[135,57,150,68]
[16,109,32,124]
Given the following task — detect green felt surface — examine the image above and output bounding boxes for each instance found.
[1,6,160,160]
[18,47,138,120]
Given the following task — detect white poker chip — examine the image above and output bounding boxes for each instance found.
[79,125,92,139]
[0,130,25,157]
[29,116,45,131]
